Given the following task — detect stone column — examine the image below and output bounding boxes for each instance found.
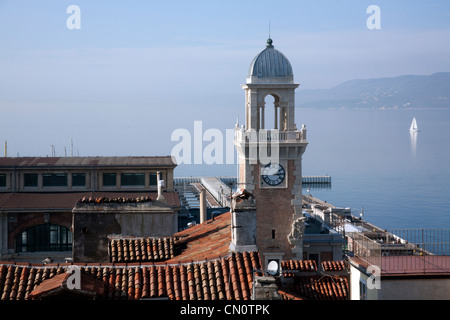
[260,104,265,130]
[274,103,279,130]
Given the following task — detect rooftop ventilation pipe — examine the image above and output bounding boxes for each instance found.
[156,172,167,204]
[200,189,207,224]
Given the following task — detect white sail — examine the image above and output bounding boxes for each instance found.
[410,117,419,132]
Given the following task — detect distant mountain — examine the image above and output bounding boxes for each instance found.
[297,73,450,109]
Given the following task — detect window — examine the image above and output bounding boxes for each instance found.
[150,173,158,186]
[43,173,68,187]
[0,174,6,187]
[103,173,116,187]
[359,280,367,300]
[121,173,145,186]
[24,173,38,187]
[309,253,319,266]
[72,173,86,187]
[16,224,72,252]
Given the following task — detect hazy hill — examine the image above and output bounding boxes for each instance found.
[297,72,450,109]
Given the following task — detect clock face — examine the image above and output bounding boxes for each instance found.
[261,163,285,186]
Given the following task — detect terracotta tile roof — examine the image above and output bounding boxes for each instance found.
[277,275,348,300]
[78,195,154,204]
[29,270,105,299]
[321,260,346,272]
[108,237,178,263]
[0,251,262,300]
[0,212,348,300]
[0,191,180,210]
[281,259,317,275]
[277,289,305,300]
[0,263,67,300]
[278,259,349,300]
[106,211,232,265]
[168,211,232,264]
[0,257,348,301]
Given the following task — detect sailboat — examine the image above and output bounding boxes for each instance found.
[410,117,420,132]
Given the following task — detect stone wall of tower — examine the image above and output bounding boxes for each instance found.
[252,160,298,262]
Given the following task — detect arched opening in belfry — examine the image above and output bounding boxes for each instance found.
[261,94,281,130]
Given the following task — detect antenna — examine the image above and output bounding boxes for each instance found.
[268,19,271,38]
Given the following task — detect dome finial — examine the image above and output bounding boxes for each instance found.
[266,20,274,48]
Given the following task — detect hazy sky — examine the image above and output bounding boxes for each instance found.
[1,0,450,163]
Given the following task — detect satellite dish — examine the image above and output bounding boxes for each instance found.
[267,260,279,276]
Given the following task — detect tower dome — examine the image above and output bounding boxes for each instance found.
[247,38,294,84]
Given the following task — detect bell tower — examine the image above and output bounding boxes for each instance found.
[234,38,308,268]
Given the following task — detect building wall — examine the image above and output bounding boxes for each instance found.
[380,278,450,300]
[0,213,8,257]
[72,203,177,263]
[0,157,176,193]
[350,263,450,300]
[349,264,380,300]
[0,169,172,192]
[303,235,344,265]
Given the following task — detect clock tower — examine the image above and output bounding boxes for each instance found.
[233,38,308,268]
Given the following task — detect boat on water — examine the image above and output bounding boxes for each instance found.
[410,117,420,132]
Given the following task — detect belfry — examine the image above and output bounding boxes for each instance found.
[232,38,308,269]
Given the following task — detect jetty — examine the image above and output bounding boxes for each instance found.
[174,175,331,187]
[174,175,331,210]
[302,175,331,184]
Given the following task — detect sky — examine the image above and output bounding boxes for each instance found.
[0,0,450,171]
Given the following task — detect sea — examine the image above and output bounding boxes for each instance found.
[174,108,450,231]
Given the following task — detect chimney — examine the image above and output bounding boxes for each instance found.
[200,189,207,224]
[229,189,257,253]
[156,172,167,204]
[4,141,7,157]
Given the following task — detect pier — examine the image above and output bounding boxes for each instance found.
[174,175,332,214]
[302,175,331,184]
[174,175,331,187]
[174,176,332,209]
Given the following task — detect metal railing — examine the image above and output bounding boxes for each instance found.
[234,129,306,143]
[348,232,382,268]
[387,229,450,256]
[347,229,450,274]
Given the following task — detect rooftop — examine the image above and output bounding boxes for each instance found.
[0,156,176,168]
[0,212,349,300]
[0,191,181,211]
[0,255,349,300]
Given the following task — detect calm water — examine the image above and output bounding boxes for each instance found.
[174,108,450,230]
